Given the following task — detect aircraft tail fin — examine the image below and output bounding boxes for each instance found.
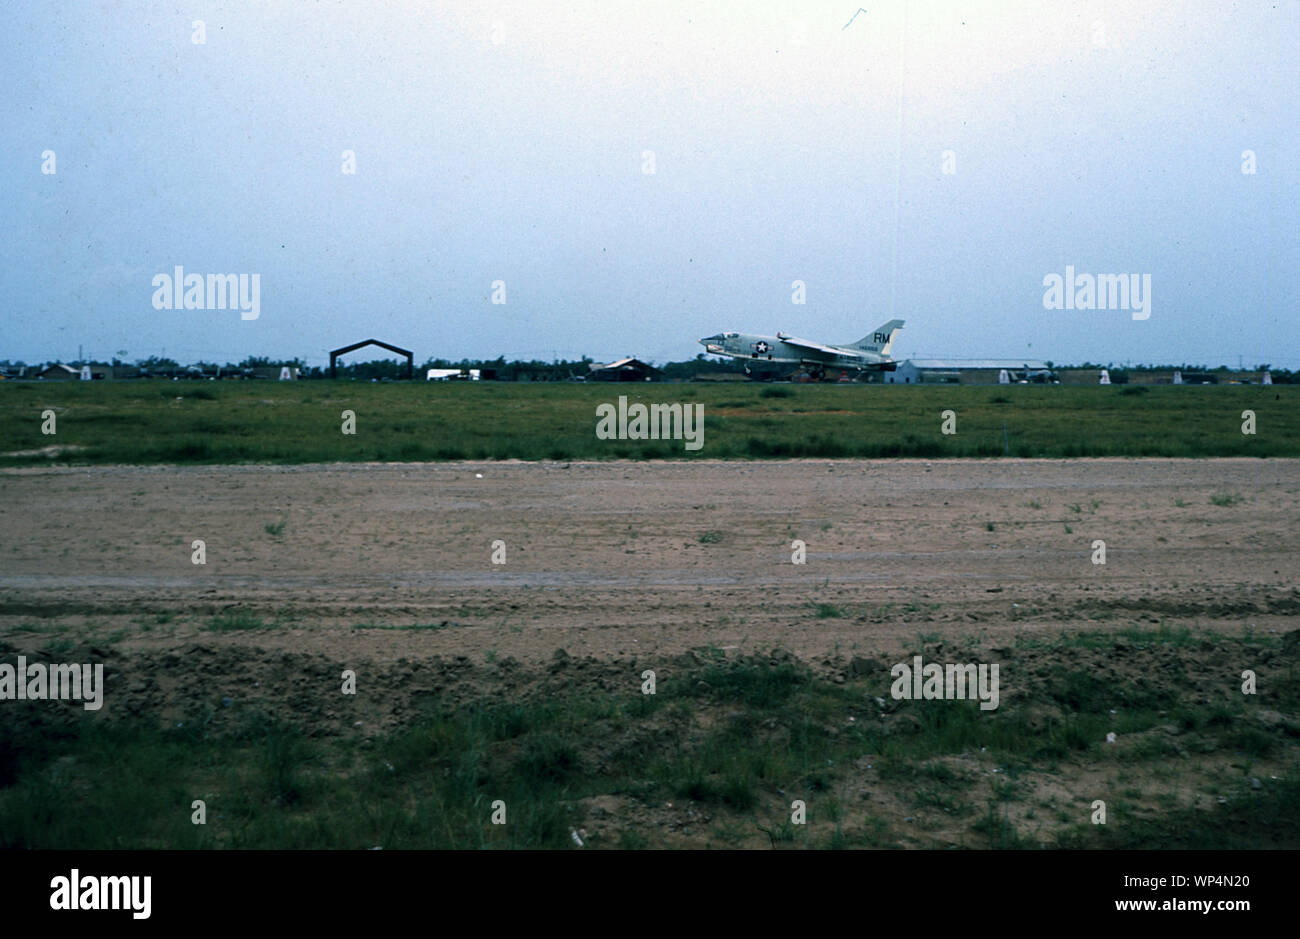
[848,319,904,355]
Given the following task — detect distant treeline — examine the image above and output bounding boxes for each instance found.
[0,355,1292,382]
[0,354,751,381]
[323,354,752,381]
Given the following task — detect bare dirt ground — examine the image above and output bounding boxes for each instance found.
[2,459,1297,848]
[1,459,1296,663]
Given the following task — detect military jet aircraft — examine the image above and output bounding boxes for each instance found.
[699,319,904,380]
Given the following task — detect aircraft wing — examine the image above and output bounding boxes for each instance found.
[775,333,850,357]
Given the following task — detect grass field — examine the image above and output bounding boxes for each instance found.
[1,381,1296,464]
[4,627,1296,849]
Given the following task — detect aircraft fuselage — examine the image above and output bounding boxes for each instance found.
[698,324,901,377]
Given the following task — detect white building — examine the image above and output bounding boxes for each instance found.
[426,368,480,381]
[886,359,1054,384]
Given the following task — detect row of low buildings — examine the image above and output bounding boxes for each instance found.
[2,359,656,383]
[514,358,1276,384]
[3,355,1275,385]
[507,358,662,382]
[883,359,1274,385]
[884,359,1054,384]
[1,363,298,381]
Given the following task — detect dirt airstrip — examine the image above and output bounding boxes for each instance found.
[1,458,1295,663]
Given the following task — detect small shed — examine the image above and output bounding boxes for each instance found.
[589,357,661,382]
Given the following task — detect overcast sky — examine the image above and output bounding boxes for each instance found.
[2,1,1295,368]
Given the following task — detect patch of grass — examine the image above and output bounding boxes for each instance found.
[618,830,649,849]
[353,621,454,631]
[1,633,1294,850]
[913,787,973,816]
[756,820,799,848]
[972,800,1032,848]
[1016,623,1205,652]
[264,519,287,536]
[1058,777,1300,849]
[3,383,1297,464]
[1209,492,1244,507]
[514,735,582,787]
[692,661,807,708]
[7,623,49,634]
[263,724,308,806]
[698,530,724,544]
[205,609,266,631]
[810,602,844,619]
[1221,727,1276,758]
